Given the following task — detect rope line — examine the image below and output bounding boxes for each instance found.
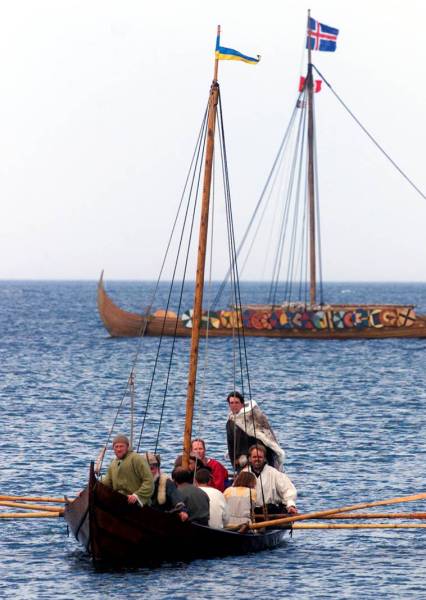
[211,104,301,308]
[312,63,425,201]
[144,108,209,453]
[134,106,208,452]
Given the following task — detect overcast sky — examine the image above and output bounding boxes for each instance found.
[0,0,424,281]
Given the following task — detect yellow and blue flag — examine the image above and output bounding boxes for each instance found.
[215,35,260,64]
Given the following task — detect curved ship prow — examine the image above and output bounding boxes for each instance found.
[97,271,147,337]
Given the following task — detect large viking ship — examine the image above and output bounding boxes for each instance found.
[97,17,426,341]
[65,27,291,566]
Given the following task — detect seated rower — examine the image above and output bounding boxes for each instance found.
[101,434,154,506]
[245,444,298,516]
[145,452,188,522]
[194,468,228,529]
[223,471,257,526]
[191,438,229,492]
[171,467,209,525]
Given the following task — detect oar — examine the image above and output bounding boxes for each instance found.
[293,523,426,530]
[0,495,67,503]
[249,491,426,530]
[314,512,426,520]
[0,501,64,514]
[0,511,61,519]
[254,512,426,520]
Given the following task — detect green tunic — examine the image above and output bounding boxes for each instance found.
[102,450,154,505]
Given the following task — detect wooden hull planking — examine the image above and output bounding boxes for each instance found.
[64,466,287,566]
[97,275,426,339]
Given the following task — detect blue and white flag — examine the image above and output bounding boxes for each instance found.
[306,17,339,52]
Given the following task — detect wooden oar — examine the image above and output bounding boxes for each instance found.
[254,512,426,520]
[249,491,426,530]
[293,523,426,530]
[316,512,426,520]
[0,500,64,514]
[0,495,67,503]
[0,512,61,518]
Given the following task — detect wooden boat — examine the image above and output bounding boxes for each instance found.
[98,273,426,339]
[97,16,426,341]
[65,464,287,565]
[65,26,290,567]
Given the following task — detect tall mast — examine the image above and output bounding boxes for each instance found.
[182,26,220,468]
[307,9,316,306]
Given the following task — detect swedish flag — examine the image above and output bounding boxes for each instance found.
[215,34,260,64]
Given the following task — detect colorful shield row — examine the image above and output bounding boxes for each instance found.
[181,307,416,330]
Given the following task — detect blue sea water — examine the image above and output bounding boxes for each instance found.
[1,280,426,600]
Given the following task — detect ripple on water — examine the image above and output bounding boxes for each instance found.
[1,281,426,599]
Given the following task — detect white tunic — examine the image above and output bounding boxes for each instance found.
[200,486,228,529]
[224,486,257,525]
[246,464,297,509]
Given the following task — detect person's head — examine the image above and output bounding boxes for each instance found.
[112,434,130,460]
[146,452,161,479]
[174,453,198,471]
[195,468,212,487]
[227,391,245,415]
[172,467,193,485]
[234,471,257,489]
[248,444,267,471]
[191,438,206,461]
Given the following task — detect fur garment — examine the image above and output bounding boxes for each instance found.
[228,400,285,470]
[156,473,168,505]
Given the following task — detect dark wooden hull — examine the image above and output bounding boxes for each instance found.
[97,274,426,339]
[64,465,288,567]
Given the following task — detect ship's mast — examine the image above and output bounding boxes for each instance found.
[307,9,317,307]
[182,26,220,468]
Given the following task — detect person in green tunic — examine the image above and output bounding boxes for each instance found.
[102,434,154,506]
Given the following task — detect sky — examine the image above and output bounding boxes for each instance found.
[0,0,425,281]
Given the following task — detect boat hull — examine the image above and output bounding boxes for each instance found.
[97,275,426,339]
[64,466,288,566]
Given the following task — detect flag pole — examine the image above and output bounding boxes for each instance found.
[213,25,220,82]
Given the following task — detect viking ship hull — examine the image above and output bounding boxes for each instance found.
[97,274,426,339]
[64,466,288,566]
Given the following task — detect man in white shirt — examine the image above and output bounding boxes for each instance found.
[195,468,228,528]
[246,444,298,515]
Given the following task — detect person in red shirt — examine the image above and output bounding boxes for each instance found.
[191,438,229,492]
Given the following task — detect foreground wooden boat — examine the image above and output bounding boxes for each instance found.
[98,273,426,339]
[66,26,289,567]
[65,465,288,566]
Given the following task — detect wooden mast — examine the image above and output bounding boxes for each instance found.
[307,9,317,307]
[182,26,220,468]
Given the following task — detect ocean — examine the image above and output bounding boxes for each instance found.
[1,280,426,599]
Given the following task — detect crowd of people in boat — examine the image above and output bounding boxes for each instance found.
[99,391,297,529]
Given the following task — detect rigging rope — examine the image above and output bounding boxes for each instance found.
[217,91,252,400]
[217,91,269,511]
[211,104,301,308]
[312,63,425,201]
[193,153,216,441]
[99,106,210,473]
[141,108,209,453]
[271,91,309,306]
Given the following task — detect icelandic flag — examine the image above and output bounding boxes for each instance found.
[306,17,339,52]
